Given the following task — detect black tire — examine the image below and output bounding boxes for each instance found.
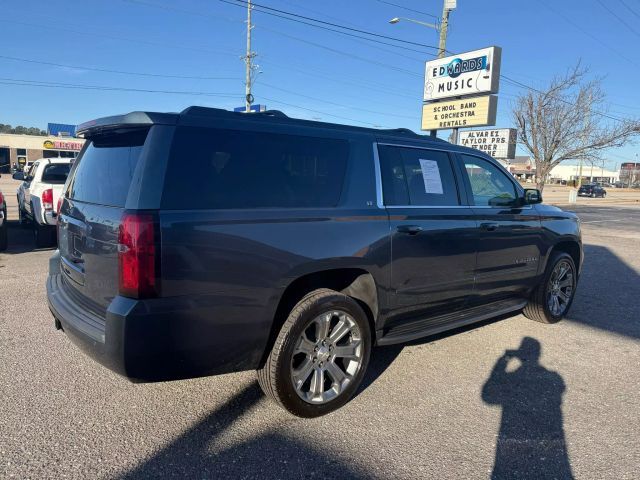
[523,251,577,324]
[590,192,596,198]
[17,201,28,227]
[257,288,372,418]
[602,192,606,198]
[33,221,55,248]
[0,222,7,251]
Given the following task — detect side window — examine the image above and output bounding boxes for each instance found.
[379,145,459,206]
[461,155,517,207]
[162,128,349,209]
[27,162,39,180]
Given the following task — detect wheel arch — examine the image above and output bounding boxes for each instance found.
[258,268,379,368]
[550,240,582,275]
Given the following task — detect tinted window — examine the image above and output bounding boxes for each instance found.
[68,129,147,207]
[462,155,517,207]
[42,163,71,184]
[379,146,459,206]
[162,127,349,209]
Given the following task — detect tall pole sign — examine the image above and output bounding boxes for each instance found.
[422,46,502,142]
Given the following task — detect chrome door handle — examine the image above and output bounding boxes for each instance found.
[480,222,499,231]
[397,225,423,235]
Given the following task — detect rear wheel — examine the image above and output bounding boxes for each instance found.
[257,288,372,417]
[523,252,577,324]
[602,192,607,198]
[17,201,28,227]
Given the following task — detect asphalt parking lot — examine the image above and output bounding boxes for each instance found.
[1,176,639,479]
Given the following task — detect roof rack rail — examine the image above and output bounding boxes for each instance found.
[257,110,289,118]
[379,127,425,138]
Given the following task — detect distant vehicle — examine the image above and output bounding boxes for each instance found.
[0,178,7,251]
[614,181,626,188]
[46,107,585,417]
[578,184,606,198]
[13,158,72,247]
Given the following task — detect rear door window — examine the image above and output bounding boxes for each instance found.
[378,145,459,206]
[162,127,349,209]
[42,163,71,184]
[67,129,147,207]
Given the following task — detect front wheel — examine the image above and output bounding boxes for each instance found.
[523,252,577,324]
[257,288,372,418]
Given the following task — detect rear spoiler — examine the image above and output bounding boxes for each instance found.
[76,111,179,138]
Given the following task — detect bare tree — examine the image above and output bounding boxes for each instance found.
[512,64,640,190]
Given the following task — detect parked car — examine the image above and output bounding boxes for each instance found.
[0,178,7,251]
[577,184,607,198]
[14,158,73,247]
[47,107,583,417]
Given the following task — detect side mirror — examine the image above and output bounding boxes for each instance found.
[12,172,25,181]
[524,188,542,205]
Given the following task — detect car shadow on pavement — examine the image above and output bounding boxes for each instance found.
[118,381,371,479]
[565,243,640,340]
[482,337,573,480]
[0,220,56,255]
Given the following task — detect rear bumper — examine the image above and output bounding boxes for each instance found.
[46,253,270,382]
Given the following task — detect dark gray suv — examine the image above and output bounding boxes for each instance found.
[47,107,582,417]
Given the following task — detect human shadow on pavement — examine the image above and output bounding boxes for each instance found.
[565,243,640,340]
[482,337,573,480]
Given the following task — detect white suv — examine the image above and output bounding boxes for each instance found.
[15,158,73,247]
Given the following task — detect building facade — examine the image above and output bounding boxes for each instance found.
[0,133,85,172]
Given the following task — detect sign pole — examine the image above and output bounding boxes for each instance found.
[430,0,452,138]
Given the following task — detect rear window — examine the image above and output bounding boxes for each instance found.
[42,163,71,184]
[162,127,349,209]
[67,129,147,207]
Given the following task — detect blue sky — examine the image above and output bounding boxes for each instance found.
[1,0,639,168]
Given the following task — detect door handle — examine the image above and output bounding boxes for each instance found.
[397,225,423,235]
[480,222,499,231]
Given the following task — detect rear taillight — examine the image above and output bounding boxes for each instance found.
[42,189,53,211]
[118,212,158,298]
[0,191,4,205]
[56,197,62,216]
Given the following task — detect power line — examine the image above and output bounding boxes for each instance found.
[370,0,440,19]
[536,0,640,68]
[220,0,441,51]
[0,54,239,81]
[116,0,427,75]
[0,18,238,57]
[259,95,394,127]
[596,0,640,37]
[499,75,631,123]
[258,82,417,120]
[0,77,241,98]
[618,0,640,20]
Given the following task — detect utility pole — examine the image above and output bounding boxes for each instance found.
[244,0,256,113]
[431,0,454,138]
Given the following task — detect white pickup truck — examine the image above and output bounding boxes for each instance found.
[14,158,73,247]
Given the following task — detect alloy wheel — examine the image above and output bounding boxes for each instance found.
[290,310,364,404]
[547,260,574,317]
